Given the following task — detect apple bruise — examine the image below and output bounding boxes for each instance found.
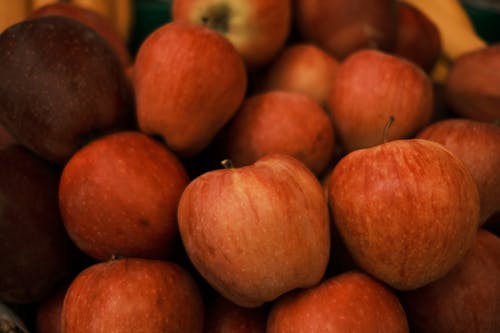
[199,3,231,34]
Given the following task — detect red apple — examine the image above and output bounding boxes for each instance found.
[30,2,132,68]
[172,0,291,69]
[393,2,441,72]
[267,271,409,332]
[328,139,480,290]
[219,91,335,176]
[61,258,204,333]
[401,229,500,333]
[134,21,247,157]
[36,283,68,333]
[59,131,190,261]
[178,154,331,307]
[327,49,433,152]
[258,43,339,106]
[417,119,500,223]
[0,125,15,149]
[293,0,397,59]
[445,45,500,123]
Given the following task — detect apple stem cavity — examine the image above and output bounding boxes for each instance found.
[221,159,234,169]
[200,4,231,34]
[383,115,395,144]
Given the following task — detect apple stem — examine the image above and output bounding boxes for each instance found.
[221,159,234,169]
[110,254,124,261]
[383,115,395,144]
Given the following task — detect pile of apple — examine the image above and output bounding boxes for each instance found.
[0,1,499,332]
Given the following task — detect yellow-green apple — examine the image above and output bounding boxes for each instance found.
[393,2,441,72]
[219,91,335,176]
[61,258,204,333]
[401,229,500,333]
[134,21,247,158]
[258,43,339,106]
[0,146,80,304]
[0,16,133,164]
[293,0,397,59]
[267,271,409,333]
[177,154,331,307]
[59,131,190,261]
[445,45,500,122]
[172,0,291,69]
[327,49,433,153]
[328,139,480,290]
[417,119,500,223]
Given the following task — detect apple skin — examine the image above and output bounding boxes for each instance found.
[267,271,409,333]
[445,45,500,123]
[61,258,204,333]
[0,16,133,164]
[416,119,500,224]
[393,2,441,72]
[177,154,331,307]
[59,131,190,261]
[327,49,433,153]
[134,21,247,158]
[293,0,397,59]
[29,2,132,68]
[0,145,80,304]
[328,139,480,290]
[258,43,339,106]
[219,91,335,176]
[401,229,500,333]
[172,0,291,69]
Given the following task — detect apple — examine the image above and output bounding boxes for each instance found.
[0,302,29,333]
[417,119,500,223]
[0,145,80,304]
[293,0,397,59]
[172,0,291,69]
[36,283,68,333]
[0,125,15,149]
[0,16,133,164]
[59,131,190,261]
[267,271,409,332]
[61,258,204,333]
[205,295,267,333]
[257,43,339,106]
[218,91,335,176]
[393,2,441,72]
[445,45,500,123]
[328,139,480,290]
[327,49,433,153]
[401,229,500,333]
[178,154,331,307]
[134,21,247,158]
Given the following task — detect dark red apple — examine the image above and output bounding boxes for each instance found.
[219,91,335,176]
[328,139,480,290]
[134,21,247,158]
[36,283,68,333]
[59,131,190,261]
[267,271,409,332]
[178,154,331,307]
[401,229,500,333]
[0,16,133,163]
[327,49,433,152]
[61,258,204,332]
[417,118,500,223]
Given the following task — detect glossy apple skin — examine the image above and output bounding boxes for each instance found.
[401,229,500,333]
[0,16,133,164]
[30,3,131,68]
[267,271,409,333]
[220,91,335,176]
[61,258,204,333]
[172,0,291,69]
[259,43,339,106]
[417,119,500,223]
[393,2,441,72]
[293,0,397,59]
[0,146,80,304]
[134,21,247,158]
[59,131,190,261]
[328,139,480,290]
[445,45,500,122]
[178,154,331,307]
[327,49,433,153]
